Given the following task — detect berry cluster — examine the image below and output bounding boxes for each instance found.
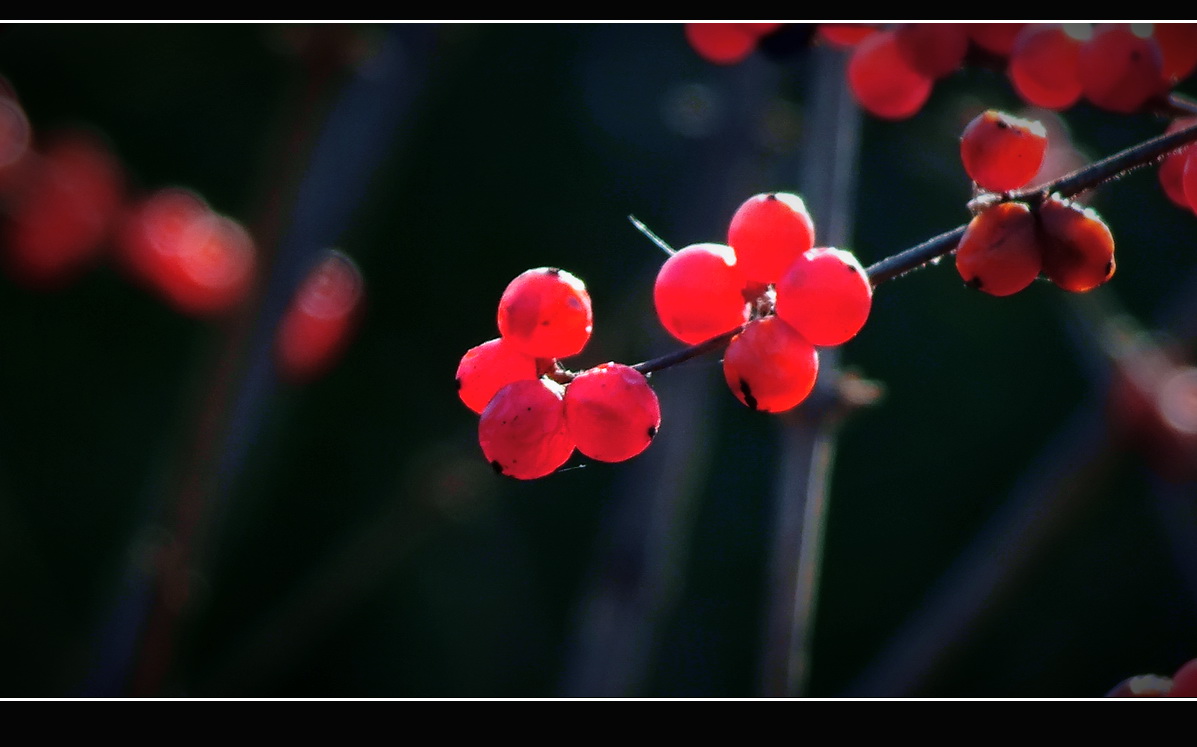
[684,24,1197,122]
[656,193,870,413]
[953,109,1115,296]
[821,23,1196,121]
[0,78,364,383]
[459,194,873,479]
[457,267,661,480]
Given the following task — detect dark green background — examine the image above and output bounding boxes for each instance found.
[0,23,1193,697]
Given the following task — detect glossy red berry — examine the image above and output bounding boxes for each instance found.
[726,192,816,286]
[684,23,758,65]
[497,267,593,359]
[653,243,749,345]
[564,362,661,463]
[1079,24,1167,114]
[955,201,1041,296]
[960,110,1048,193]
[456,337,540,415]
[847,29,934,121]
[478,377,575,480]
[894,23,969,79]
[774,247,872,347]
[1038,196,1116,293]
[1008,24,1085,110]
[275,250,365,384]
[722,316,818,413]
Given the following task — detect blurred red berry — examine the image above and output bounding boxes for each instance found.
[276,250,365,384]
[847,30,934,121]
[3,131,124,289]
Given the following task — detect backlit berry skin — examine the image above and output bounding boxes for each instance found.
[1008,24,1084,110]
[1038,196,1116,293]
[275,250,365,384]
[497,267,593,359]
[456,337,540,414]
[653,243,749,345]
[955,201,1042,297]
[726,192,816,286]
[722,316,818,413]
[774,247,872,347]
[479,378,575,480]
[564,363,660,463]
[684,23,758,65]
[960,110,1048,193]
[847,30,933,121]
[1079,24,1167,114]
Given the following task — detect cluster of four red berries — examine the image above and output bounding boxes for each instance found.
[654,192,873,413]
[457,268,661,480]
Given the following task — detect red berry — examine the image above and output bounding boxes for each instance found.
[684,23,758,65]
[117,187,210,289]
[1169,657,1197,697]
[967,23,1027,56]
[653,243,749,345]
[156,210,257,316]
[1079,24,1167,114]
[1182,147,1197,215]
[894,23,969,79]
[816,23,880,49]
[774,247,872,347]
[1152,23,1197,83]
[954,201,1042,296]
[275,250,365,383]
[497,267,593,359]
[726,192,816,287]
[3,132,124,289]
[847,30,934,121]
[1038,196,1116,293]
[722,316,819,413]
[456,337,540,415]
[1008,24,1085,110]
[1158,117,1197,211]
[564,362,661,463]
[960,110,1048,193]
[478,378,575,480]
